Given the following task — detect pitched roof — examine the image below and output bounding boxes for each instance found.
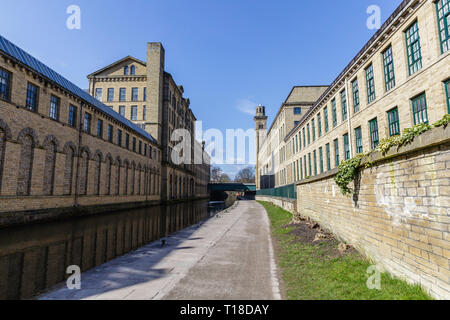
[0,35,156,143]
[87,55,147,78]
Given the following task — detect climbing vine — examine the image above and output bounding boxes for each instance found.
[334,114,449,196]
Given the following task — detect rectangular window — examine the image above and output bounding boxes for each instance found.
[319,147,324,174]
[302,128,306,146]
[125,134,130,149]
[119,88,126,102]
[144,144,147,156]
[344,133,350,160]
[317,113,322,137]
[107,124,113,142]
[326,143,331,171]
[299,132,302,150]
[117,130,122,146]
[387,107,401,136]
[131,106,138,120]
[355,126,363,154]
[313,150,317,176]
[294,121,300,127]
[332,99,337,127]
[445,80,450,113]
[0,68,11,101]
[324,107,329,132]
[132,88,139,101]
[84,113,91,134]
[143,105,146,121]
[411,93,428,125]
[26,83,39,111]
[341,90,347,121]
[49,95,60,120]
[405,21,422,75]
[436,0,450,53]
[299,158,303,180]
[352,79,360,113]
[365,64,376,103]
[369,118,379,149]
[107,88,114,102]
[143,87,147,101]
[308,153,312,177]
[307,124,310,145]
[334,139,340,167]
[119,106,126,117]
[295,135,298,153]
[97,119,103,138]
[95,88,102,101]
[139,141,142,154]
[132,138,136,152]
[311,119,316,141]
[294,107,301,115]
[382,46,396,91]
[68,105,77,128]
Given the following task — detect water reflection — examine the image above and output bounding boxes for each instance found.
[0,199,222,300]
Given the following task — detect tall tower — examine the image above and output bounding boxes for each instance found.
[254,105,267,190]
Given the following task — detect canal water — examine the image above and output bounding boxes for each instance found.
[0,199,227,300]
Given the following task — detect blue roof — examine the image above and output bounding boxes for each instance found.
[0,35,156,143]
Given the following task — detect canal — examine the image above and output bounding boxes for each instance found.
[0,199,230,300]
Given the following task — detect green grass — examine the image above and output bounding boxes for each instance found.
[259,201,432,300]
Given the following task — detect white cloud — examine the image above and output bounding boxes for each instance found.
[236,98,258,116]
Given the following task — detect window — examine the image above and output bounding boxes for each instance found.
[326,143,331,171]
[313,150,317,176]
[302,127,306,146]
[365,64,376,103]
[68,105,77,128]
[324,107,329,132]
[0,68,11,101]
[294,121,300,127]
[445,80,450,113]
[307,124,310,145]
[139,141,142,154]
[308,153,312,177]
[144,144,147,156]
[49,95,60,120]
[132,137,136,152]
[294,107,301,115]
[130,65,135,75]
[107,124,113,142]
[303,155,307,178]
[117,130,122,146]
[131,106,138,120]
[319,147,324,174]
[355,126,363,154]
[119,88,126,101]
[344,133,350,160]
[436,0,450,53]
[143,88,147,101]
[405,21,422,75]
[84,113,91,133]
[311,119,316,141]
[143,106,146,120]
[411,93,428,125]
[332,99,337,127]
[132,88,139,101]
[119,106,126,117]
[334,139,339,167]
[97,119,103,138]
[369,118,379,149]
[125,133,130,149]
[295,135,299,153]
[107,88,114,102]
[352,79,360,113]
[317,113,322,137]
[387,107,401,136]
[26,83,39,111]
[341,90,347,121]
[95,88,102,100]
[382,46,396,91]
[124,66,129,75]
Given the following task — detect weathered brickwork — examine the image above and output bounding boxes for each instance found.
[296,126,450,300]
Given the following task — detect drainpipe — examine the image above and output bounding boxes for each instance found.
[74,102,84,207]
[345,78,354,158]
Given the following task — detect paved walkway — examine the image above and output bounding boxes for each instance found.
[39,201,281,300]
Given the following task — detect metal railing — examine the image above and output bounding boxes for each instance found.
[256,183,297,200]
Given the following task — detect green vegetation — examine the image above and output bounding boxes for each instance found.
[260,201,432,300]
[334,114,450,196]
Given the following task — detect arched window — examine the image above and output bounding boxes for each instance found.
[137,164,142,195]
[79,150,89,195]
[115,158,121,195]
[63,145,75,195]
[94,152,102,195]
[43,140,57,195]
[105,155,112,195]
[130,162,136,195]
[130,65,135,75]
[17,130,37,196]
[0,127,6,193]
[124,66,129,75]
[123,161,129,195]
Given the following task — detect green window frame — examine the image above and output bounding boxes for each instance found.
[296,160,300,181]
[299,132,302,150]
[313,150,317,176]
[341,90,348,121]
[307,124,311,145]
[295,135,298,153]
[445,80,450,114]
[303,155,307,179]
[319,147,324,174]
[312,119,316,141]
[411,93,428,125]
[405,21,422,75]
[324,107,329,132]
[308,153,312,177]
[352,78,360,113]
[343,133,350,160]
[334,139,340,167]
[317,113,322,137]
[300,158,303,180]
[365,64,376,103]
[387,107,400,136]
[382,46,396,91]
[332,99,337,127]
[436,0,450,54]
[326,143,331,171]
[302,128,306,147]
[355,126,363,154]
[369,118,379,149]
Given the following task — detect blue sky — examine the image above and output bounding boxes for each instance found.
[0,0,402,178]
